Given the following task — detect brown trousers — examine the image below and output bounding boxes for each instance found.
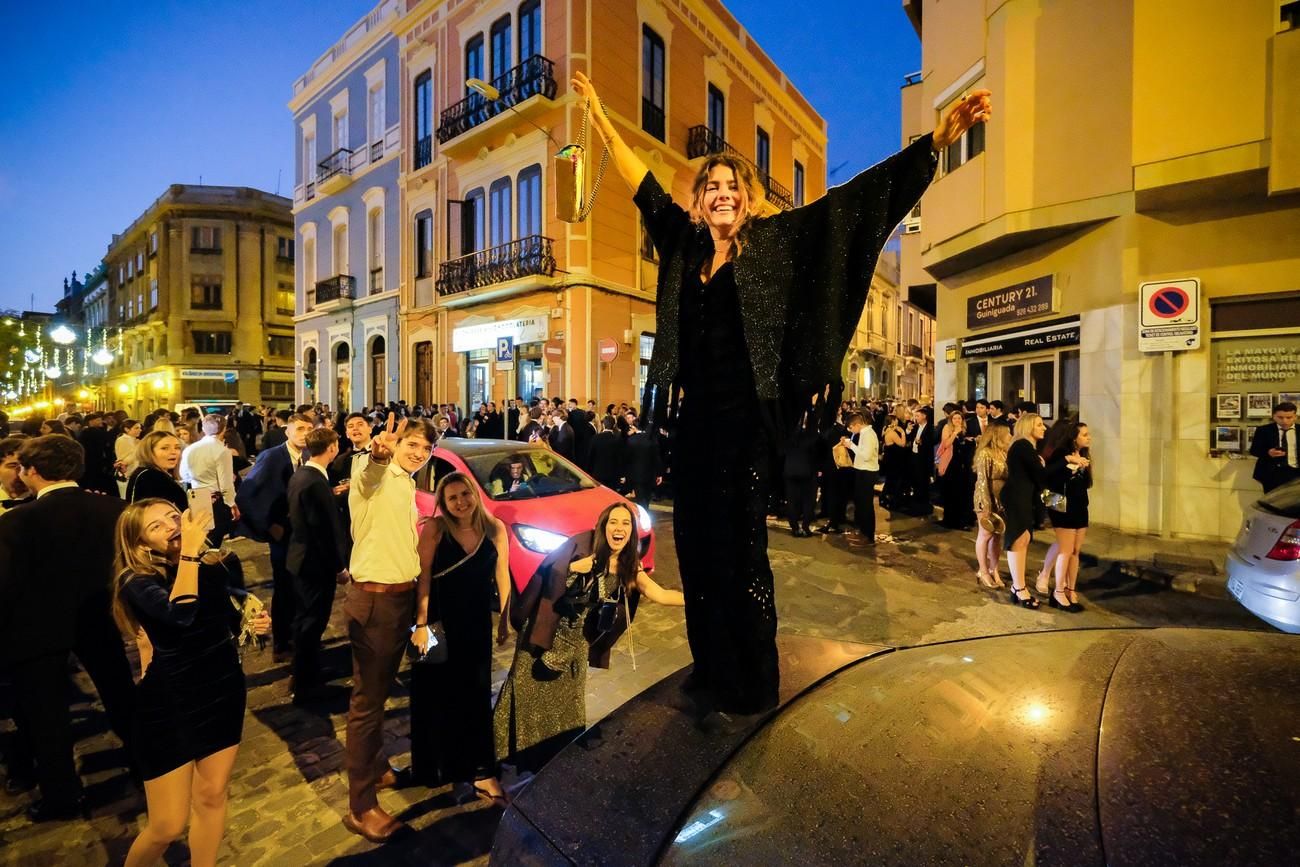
[344,584,415,814]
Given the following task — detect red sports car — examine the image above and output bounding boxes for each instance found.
[413,438,656,591]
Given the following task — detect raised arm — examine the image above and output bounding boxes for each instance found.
[571,70,649,193]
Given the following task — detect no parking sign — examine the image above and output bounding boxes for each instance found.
[1138,278,1200,352]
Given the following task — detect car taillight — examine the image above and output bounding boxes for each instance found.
[1265,519,1300,561]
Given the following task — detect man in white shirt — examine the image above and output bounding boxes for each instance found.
[342,415,436,845]
[180,413,239,545]
[841,412,882,543]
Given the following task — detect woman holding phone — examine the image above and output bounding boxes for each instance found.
[112,500,269,867]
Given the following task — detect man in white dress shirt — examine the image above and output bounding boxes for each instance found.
[179,413,239,545]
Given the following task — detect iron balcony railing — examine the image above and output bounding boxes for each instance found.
[642,97,665,142]
[686,125,795,211]
[414,135,433,169]
[436,235,555,297]
[437,55,558,143]
[315,274,357,304]
[369,267,384,295]
[316,147,353,183]
[899,342,924,359]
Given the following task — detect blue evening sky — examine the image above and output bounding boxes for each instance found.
[0,1,919,313]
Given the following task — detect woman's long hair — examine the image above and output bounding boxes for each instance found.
[688,154,759,258]
[136,430,181,478]
[1042,417,1089,461]
[111,498,175,637]
[592,502,642,595]
[432,471,494,543]
[976,422,1013,457]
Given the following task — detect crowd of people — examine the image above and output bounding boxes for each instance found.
[0,394,686,858]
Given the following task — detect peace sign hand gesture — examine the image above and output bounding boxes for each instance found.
[369,412,405,465]
[933,89,992,151]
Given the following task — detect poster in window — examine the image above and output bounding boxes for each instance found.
[1215,393,1241,419]
[1246,393,1275,418]
[1212,426,1242,452]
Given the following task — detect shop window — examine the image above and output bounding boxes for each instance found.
[1209,295,1300,455]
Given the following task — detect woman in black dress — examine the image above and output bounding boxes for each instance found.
[111,499,269,867]
[1001,413,1048,609]
[125,431,187,512]
[938,408,976,530]
[1042,419,1092,612]
[573,70,991,715]
[412,472,512,805]
[880,414,910,510]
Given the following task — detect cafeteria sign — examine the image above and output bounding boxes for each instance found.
[967,276,1055,329]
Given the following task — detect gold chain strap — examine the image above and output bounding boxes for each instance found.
[575,96,611,221]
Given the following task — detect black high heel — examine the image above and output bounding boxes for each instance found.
[1009,586,1040,609]
[1049,590,1080,612]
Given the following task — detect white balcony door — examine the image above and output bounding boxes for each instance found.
[334,109,348,152]
[369,84,384,147]
[333,224,348,277]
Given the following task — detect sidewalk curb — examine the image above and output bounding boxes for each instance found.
[1115,560,1230,600]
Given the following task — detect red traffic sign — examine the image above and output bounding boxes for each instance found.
[596,337,619,363]
[1147,285,1190,319]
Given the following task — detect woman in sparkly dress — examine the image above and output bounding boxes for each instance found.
[494,503,683,772]
[572,71,990,715]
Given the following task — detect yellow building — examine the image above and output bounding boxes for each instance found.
[101,186,297,416]
[394,0,827,410]
[898,0,1300,541]
[841,250,936,403]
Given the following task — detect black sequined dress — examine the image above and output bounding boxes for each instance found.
[674,261,779,713]
[634,135,939,715]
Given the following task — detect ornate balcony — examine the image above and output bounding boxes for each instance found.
[316,147,354,195]
[899,341,924,360]
[686,125,794,211]
[414,135,432,170]
[436,235,555,298]
[436,55,558,148]
[314,274,356,309]
[642,98,665,142]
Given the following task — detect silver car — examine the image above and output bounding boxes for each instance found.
[1226,477,1300,633]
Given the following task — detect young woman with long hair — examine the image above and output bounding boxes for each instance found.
[972,424,1013,589]
[1039,419,1092,612]
[495,502,683,772]
[411,472,511,805]
[126,431,188,512]
[1001,413,1048,608]
[112,499,269,867]
[937,408,975,530]
[570,71,989,714]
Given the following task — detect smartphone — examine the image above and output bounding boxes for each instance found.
[187,486,215,530]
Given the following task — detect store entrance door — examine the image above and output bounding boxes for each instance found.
[468,361,490,414]
[995,356,1056,419]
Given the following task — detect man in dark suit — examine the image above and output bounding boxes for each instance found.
[0,436,136,820]
[505,398,522,441]
[260,409,292,451]
[623,416,663,507]
[1250,401,1300,493]
[287,429,350,702]
[567,400,595,469]
[988,400,1011,427]
[235,403,264,456]
[587,417,624,490]
[549,408,576,461]
[236,412,313,656]
[965,399,991,438]
[907,406,936,515]
[76,412,118,496]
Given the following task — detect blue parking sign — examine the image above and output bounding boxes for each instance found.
[496,336,514,364]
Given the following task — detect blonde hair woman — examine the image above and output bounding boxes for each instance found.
[1001,413,1047,608]
[972,424,1013,589]
[411,472,512,804]
[126,431,187,512]
[112,499,268,867]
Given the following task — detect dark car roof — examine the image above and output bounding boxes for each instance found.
[491,628,1300,867]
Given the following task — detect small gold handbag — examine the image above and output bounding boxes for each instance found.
[555,97,609,223]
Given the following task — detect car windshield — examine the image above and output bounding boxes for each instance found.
[463,448,596,501]
[1257,477,1300,518]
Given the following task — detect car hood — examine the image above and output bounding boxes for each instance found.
[491,628,1300,867]
[490,484,649,540]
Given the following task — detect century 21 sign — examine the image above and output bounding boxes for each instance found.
[967,276,1055,329]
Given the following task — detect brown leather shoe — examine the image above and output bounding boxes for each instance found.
[342,806,406,843]
[375,765,411,790]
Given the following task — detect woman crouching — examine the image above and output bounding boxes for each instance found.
[494,502,684,773]
[112,499,269,867]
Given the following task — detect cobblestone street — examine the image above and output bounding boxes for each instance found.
[0,505,1263,866]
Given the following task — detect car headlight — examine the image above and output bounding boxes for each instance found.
[635,503,653,530]
[514,524,568,554]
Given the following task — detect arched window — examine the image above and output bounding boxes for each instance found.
[490,15,512,81]
[519,0,542,60]
[369,335,386,407]
[489,177,512,247]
